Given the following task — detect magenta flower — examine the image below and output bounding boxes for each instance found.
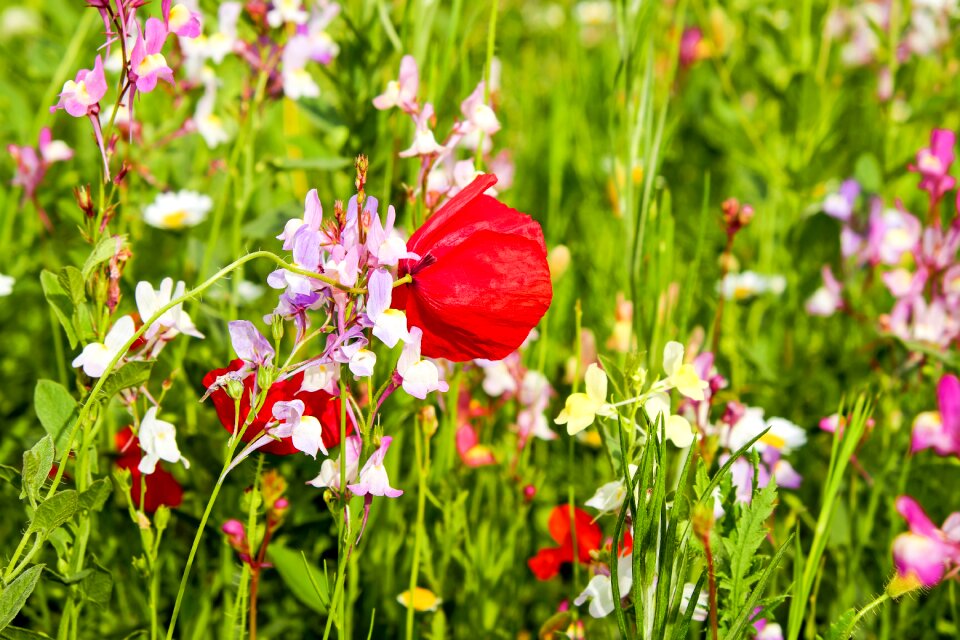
[892,496,960,587]
[372,55,419,113]
[866,202,921,266]
[347,436,403,498]
[52,55,107,117]
[130,18,173,93]
[911,374,960,457]
[909,128,956,207]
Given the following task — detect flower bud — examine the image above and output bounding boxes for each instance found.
[548,245,571,281]
[74,184,95,218]
[419,405,438,438]
[886,572,922,598]
[692,502,714,539]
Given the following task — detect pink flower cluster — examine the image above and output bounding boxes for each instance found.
[808,129,960,349]
[372,55,514,209]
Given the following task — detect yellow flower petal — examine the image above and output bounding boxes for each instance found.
[397,587,441,612]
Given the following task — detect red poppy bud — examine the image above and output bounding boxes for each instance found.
[115,427,183,512]
[394,174,552,361]
[202,360,351,455]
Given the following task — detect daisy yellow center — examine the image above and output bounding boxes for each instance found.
[162,210,189,228]
[733,285,753,300]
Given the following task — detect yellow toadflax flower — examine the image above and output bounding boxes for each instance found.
[662,341,709,402]
[555,364,615,435]
[397,587,442,612]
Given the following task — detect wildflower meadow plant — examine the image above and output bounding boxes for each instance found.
[2,0,960,638]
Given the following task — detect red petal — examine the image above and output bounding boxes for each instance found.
[202,361,352,454]
[403,230,551,361]
[395,176,552,362]
[528,547,569,581]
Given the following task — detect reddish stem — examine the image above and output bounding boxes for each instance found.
[701,530,720,640]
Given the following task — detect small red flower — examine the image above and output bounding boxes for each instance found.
[393,174,552,361]
[116,427,183,513]
[528,505,603,580]
[202,359,351,455]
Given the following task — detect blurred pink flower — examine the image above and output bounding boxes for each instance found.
[892,495,960,587]
[911,374,960,457]
[909,128,956,207]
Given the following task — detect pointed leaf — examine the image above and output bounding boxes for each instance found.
[0,564,45,631]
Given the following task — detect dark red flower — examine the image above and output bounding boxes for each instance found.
[116,427,183,513]
[393,174,552,362]
[202,359,351,455]
[528,505,603,580]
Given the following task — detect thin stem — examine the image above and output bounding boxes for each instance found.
[701,529,719,640]
[406,416,428,640]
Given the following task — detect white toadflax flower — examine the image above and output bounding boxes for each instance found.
[138,407,189,474]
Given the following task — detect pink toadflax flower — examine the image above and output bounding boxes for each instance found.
[911,374,960,457]
[162,0,202,38]
[130,18,173,93]
[372,54,419,113]
[52,55,108,117]
[892,495,960,588]
[909,128,956,208]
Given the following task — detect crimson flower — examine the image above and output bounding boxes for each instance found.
[393,174,552,361]
[116,427,183,512]
[202,359,350,455]
[528,505,603,580]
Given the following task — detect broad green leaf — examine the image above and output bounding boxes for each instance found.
[20,437,54,503]
[56,267,85,307]
[29,490,78,536]
[34,380,77,454]
[95,362,153,401]
[81,234,127,280]
[39,270,77,348]
[266,545,328,614]
[78,479,111,513]
[78,565,112,606]
[0,564,45,631]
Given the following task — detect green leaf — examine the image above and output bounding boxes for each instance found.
[56,267,85,307]
[853,153,882,193]
[29,490,78,536]
[39,270,78,348]
[20,437,54,503]
[822,608,858,640]
[34,380,77,454]
[266,545,328,614]
[0,465,20,486]
[1,624,54,639]
[81,234,126,280]
[78,479,111,513]
[0,564,45,631]
[95,362,153,401]
[721,479,778,614]
[78,565,112,606]
[726,533,795,639]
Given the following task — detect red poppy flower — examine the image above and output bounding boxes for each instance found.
[528,505,603,580]
[202,359,351,455]
[116,427,183,513]
[393,174,552,362]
